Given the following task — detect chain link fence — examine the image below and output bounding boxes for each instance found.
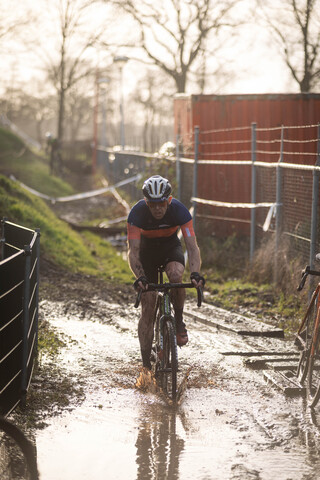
[97,123,320,272]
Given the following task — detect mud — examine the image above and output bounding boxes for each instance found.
[5,186,320,479]
[16,281,320,479]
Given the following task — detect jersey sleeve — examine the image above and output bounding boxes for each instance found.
[127,223,141,240]
[180,219,195,238]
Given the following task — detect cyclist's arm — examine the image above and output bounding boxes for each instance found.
[127,238,145,278]
[184,235,201,273]
[127,232,149,291]
[183,235,205,288]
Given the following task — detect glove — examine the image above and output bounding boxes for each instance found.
[190,272,205,286]
[133,275,149,291]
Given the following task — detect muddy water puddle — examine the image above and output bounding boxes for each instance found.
[34,300,320,479]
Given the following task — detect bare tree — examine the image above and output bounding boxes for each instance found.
[0,2,35,46]
[112,0,239,93]
[256,0,320,92]
[131,70,174,151]
[41,0,111,143]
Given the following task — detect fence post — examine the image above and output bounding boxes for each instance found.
[310,124,320,269]
[274,125,284,282]
[0,217,5,261]
[192,126,200,234]
[21,244,31,405]
[176,133,181,201]
[250,123,257,261]
[35,229,41,352]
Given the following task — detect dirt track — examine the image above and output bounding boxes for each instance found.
[25,272,320,479]
[9,189,320,479]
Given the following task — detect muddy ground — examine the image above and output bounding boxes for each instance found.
[9,260,319,480]
[7,190,320,479]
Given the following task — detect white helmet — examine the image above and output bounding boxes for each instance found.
[142,175,172,202]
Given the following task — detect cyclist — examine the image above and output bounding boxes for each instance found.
[127,175,205,370]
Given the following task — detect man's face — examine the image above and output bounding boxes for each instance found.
[147,200,169,219]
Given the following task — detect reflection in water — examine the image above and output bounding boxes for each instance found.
[136,408,184,480]
[297,401,320,474]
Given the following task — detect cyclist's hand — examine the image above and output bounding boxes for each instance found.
[190,272,205,288]
[133,275,149,291]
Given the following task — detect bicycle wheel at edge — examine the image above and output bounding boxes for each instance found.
[307,326,320,408]
[161,320,178,401]
[297,299,318,383]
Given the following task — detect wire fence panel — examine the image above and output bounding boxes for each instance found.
[97,122,319,269]
[0,252,25,416]
[0,220,40,416]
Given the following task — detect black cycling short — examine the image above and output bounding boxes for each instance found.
[139,235,185,283]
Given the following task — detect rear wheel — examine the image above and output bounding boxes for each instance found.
[297,299,318,383]
[307,325,320,408]
[161,319,178,401]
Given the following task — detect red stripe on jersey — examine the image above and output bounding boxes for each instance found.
[141,226,179,238]
[127,223,141,240]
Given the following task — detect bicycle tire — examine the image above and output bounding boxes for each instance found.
[307,326,320,408]
[161,319,178,401]
[151,296,161,368]
[297,298,318,383]
[0,417,39,480]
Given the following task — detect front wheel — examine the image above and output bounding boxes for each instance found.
[161,319,178,401]
[297,300,318,383]
[307,327,320,408]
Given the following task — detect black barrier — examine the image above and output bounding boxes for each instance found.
[0,219,40,416]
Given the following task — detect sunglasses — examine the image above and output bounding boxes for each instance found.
[147,200,168,208]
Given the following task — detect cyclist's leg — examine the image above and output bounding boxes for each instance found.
[165,261,185,313]
[139,291,157,369]
[165,261,188,346]
[139,247,158,369]
[164,238,186,321]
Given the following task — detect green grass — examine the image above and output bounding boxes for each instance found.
[0,127,132,284]
[199,236,306,331]
[0,127,73,198]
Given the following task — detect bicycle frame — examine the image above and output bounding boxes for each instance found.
[134,267,203,401]
[296,265,320,407]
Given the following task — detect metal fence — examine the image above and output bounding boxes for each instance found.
[188,123,320,269]
[97,123,320,270]
[0,219,40,416]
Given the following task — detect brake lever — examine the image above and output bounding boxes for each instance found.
[197,286,203,307]
[134,290,142,308]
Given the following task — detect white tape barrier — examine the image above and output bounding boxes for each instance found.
[191,197,275,209]
[192,197,280,232]
[9,174,142,203]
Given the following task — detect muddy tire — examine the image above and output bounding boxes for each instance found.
[307,328,320,408]
[297,302,318,383]
[161,320,178,401]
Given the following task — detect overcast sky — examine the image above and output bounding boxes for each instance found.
[2,0,296,97]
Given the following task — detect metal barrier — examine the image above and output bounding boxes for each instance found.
[0,219,40,416]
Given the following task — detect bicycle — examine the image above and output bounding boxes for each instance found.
[296,257,320,408]
[134,266,203,402]
[0,416,39,479]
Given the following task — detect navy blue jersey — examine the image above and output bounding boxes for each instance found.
[127,198,194,241]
